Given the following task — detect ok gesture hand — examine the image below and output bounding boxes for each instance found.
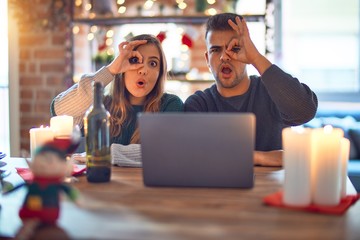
[107,39,147,75]
[227,16,271,74]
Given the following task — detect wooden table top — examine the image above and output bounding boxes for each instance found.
[1,157,359,240]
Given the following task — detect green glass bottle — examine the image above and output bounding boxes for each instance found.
[84,82,111,183]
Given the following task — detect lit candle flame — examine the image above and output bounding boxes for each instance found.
[291,126,305,134]
[324,125,333,134]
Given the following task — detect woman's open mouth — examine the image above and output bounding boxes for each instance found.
[136,79,146,88]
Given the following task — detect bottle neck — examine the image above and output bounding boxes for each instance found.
[93,82,104,108]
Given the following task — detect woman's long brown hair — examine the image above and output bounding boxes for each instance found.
[104,34,167,144]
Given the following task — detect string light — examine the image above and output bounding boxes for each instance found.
[90,25,98,33]
[106,38,113,46]
[144,0,154,10]
[118,6,126,14]
[178,2,187,10]
[75,0,82,7]
[106,29,114,38]
[72,25,80,34]
[87,32,94,41]
[205,8,217,15]
[84,3,92,11]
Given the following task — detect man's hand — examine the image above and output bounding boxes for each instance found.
[254,150,283,167]
[106,39,147,75]
[227,16,272,75]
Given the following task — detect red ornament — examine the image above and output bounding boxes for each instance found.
[98,36,107,51]
[156,31,166,43]
[181,34,193,48]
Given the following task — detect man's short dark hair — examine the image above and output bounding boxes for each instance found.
[205,13,243,40]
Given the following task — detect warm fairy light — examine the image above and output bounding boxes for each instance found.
[117,0,125,4]
[75,0,82,7]
[324,125,333,134]
[107,48,115,56]
[178,2,187,9]
[207,0,216,4]
[90,25,98,33]
[87,33,94,41]
[85,3,92,11]
[72,25,80,34]
[106,38,113,46]
[89,12,96,19]
[176,0,184,4]
[205,8,217,15]
[106,29,114,38]
[118,6,126,14]
[144,0,154,10]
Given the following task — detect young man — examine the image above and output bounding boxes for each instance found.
[184,13,318,167]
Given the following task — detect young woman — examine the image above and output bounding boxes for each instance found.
[51,34,184,145]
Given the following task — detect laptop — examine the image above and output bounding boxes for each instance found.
[138,113,255,188]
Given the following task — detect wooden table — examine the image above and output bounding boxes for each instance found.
[1,157,359,240]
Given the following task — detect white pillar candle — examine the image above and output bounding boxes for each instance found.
[50,115,74,138]
[340,138,350,198]
[29,126,54,161]
[312,126,343,206]
[282,127,313,206]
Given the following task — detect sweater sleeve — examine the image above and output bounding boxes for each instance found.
[51,67,114,127]
[261,65,318,125]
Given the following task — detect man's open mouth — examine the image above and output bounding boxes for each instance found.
[221,66,232,74]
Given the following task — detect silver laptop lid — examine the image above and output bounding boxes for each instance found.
[139,113,255,188]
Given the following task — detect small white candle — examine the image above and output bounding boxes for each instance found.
[50,115,74,138]
[312,126,343,206]
[340,138,350,198]
[29,126,54,161]
[282,127,312,206]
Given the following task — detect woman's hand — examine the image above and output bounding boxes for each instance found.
[106,39,147,75]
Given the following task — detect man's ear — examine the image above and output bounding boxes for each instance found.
[204,51,210,69]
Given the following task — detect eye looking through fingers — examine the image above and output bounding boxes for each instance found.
[129,57,139,64]
[231,47,240,53]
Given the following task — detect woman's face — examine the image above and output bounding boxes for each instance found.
[124,43,161,105]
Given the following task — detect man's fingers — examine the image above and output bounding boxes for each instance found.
[228,19,238,32]
[235,16,245,36]
[241,17,250,37]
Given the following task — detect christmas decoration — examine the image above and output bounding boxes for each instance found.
[15,136,81,239]
[156,31,167,43]
[181,26,199,49]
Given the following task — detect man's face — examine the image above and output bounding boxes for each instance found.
[205,30,248,96]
